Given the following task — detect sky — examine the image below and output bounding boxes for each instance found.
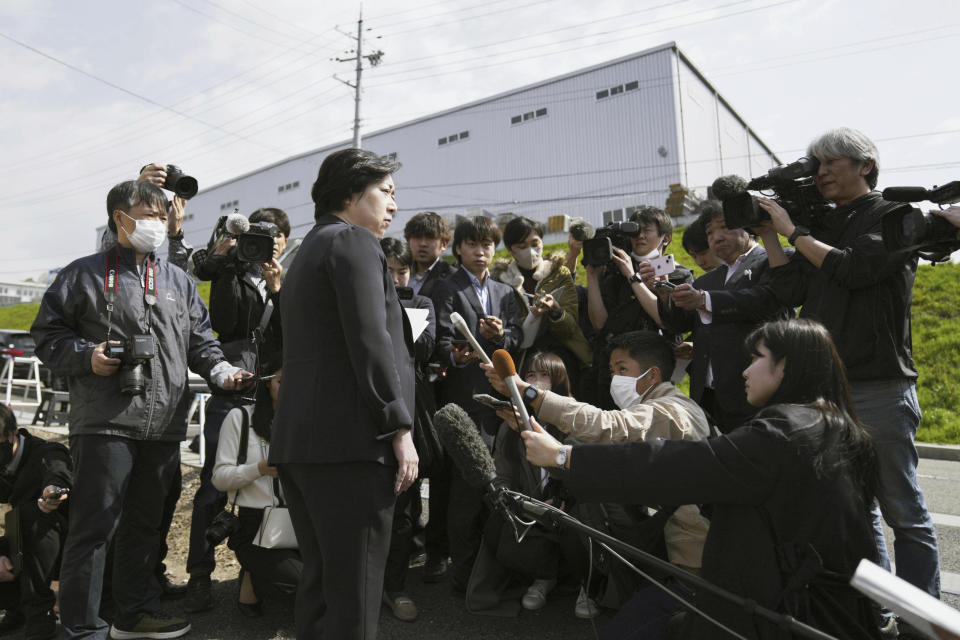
[1,0,958,281]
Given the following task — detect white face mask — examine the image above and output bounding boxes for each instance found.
[120,211,166,253]
[631,248,660,263]
[514,246,542,270]
[609,367,652,409]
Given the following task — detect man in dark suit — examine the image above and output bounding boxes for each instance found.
[405,211,456,300]
[271,149,418,640]
[432,215,522,593]
[659,200,792,433]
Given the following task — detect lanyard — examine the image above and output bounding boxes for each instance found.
[103,248,157,343]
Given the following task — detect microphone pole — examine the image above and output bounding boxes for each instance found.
[505,490,840,640]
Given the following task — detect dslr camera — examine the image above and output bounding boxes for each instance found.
[712,157,833,230]
[581,221,641,268]
[881,181,960,261]
[161,164,198,200]
[205,509,241,546]
[108,335,155,396]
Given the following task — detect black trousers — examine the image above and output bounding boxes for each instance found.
[279,462,395,640]
[383,485,415,593]
[59,435,180,639]
[229,508,302,595]
[424,459,450,562]
[0,510,64,616]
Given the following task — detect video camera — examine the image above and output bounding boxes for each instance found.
[206,211,280,264]
[107,335,155,396]
[881,181,960,261]
[581,221,641,268]
[711,157,834,230]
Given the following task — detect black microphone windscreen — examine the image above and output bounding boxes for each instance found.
[434,403,497,489]
[711,175,749,201]
[882,186,930,203]
[226,213,250,235]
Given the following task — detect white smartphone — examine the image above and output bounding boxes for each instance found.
[648,253,676,278]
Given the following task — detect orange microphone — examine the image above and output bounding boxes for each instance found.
[491,349,532,432]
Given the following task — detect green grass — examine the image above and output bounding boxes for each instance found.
[3,236,958,442]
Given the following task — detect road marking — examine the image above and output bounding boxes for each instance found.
[944,571,960,596]
[932,512,960,529]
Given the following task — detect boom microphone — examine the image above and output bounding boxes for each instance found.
[433,403,498,490]
[449,311,493,366]
[711,175,749,201]
[226,212,250,235]
[491,349,533,433]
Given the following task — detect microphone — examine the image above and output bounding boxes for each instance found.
[449,311,493,366]
[710,175,749,201]
[226,213,250,235]
[882,186,933,203]
[433,403,498,490]
[491,349,533,432]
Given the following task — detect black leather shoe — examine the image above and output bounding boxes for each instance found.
[184,574,213,613]
[24,609,57,640]
[0,609,25,634]
[422,556,448,583]
[159,574,188,599]
[237,600,263,618]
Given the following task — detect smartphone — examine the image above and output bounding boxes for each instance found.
[648,254,676,278]
[653,280,676,293]
[44,487,70,499]
[472,393,513,411]
[451,339,470,348]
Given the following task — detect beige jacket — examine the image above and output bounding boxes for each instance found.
[536,382,711,569]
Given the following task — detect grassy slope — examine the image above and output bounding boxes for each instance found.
[3,241,957,441]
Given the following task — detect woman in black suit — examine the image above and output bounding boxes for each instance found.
[521,318,882,639]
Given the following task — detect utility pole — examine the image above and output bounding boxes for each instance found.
[334,7,384,149]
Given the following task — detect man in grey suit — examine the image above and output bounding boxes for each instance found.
[270,149,418,640]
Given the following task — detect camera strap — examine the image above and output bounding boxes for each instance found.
[102,248,158,344]
[227,406,253,515]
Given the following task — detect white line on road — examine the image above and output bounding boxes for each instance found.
[932,512,960,529]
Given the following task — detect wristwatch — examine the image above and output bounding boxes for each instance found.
[788,225,811,245]
[628,272,642,284]
[522,385,540,407]
[555,445,571,468]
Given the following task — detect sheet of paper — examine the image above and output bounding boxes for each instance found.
[404,307,430,342]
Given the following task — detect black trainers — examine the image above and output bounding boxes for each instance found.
[24,609,57,640]
[109,611,190,639]
[158,573,188,599]
[422,556,448,583]
[0,609,25,633]
[183,574,213,613]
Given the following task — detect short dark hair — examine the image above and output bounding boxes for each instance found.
[311,148,401,221]
[681,218,710,254]
[629,205,673,237]
[249,207,291,239]
[105,181,168,233]
[0,404,16,439]
[608,330,675,380]
[521,351,572,397]
[452,216,502,264]
[694,199,724,229]
[502,216,544,248]
[404,211,451,244]
[380,237,412,266]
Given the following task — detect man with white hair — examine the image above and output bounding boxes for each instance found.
[754,128,940,614]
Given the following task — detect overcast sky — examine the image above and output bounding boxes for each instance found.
[1,0,957,281]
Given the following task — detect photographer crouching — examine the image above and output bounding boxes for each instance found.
[184,207,289,612]
[755,128,940,618]
[31,180,252,639]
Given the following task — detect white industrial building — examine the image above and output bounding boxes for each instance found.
[174,41,781,249]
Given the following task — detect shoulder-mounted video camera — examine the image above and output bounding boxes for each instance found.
[712,157,834,230]
[581,221,641,268]
[881,182,960,262]
[207,211,279,264]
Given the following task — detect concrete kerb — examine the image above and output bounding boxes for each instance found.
[916,443,960,462]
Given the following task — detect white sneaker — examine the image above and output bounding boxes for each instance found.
[521,578,557,610]
[574,587,600,619]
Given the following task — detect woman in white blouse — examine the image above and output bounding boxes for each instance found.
[212,367,301,616]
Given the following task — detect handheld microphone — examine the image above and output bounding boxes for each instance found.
[226,212,250,235]
[491,349,533,432]
[710,175,749,201]
[433,403,498,490]
[449,311,493,366]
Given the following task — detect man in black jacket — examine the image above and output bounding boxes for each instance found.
[184,207,289,612]
[660,200,792,432]
[756,127,940,603]
[0,405,71,640]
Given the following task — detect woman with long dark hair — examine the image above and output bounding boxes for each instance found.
[521,318,881,639]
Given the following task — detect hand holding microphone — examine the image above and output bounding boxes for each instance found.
[490,349,533,432]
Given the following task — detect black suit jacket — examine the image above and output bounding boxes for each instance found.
[432,267,522,423]
[660,246,791,429]
[416,259,455,301]
[271,215,415,466]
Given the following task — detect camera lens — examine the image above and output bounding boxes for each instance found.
[119,363,145,396]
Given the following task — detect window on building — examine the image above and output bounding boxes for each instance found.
[438,137,447,146]
[510,115,522,125]
[535,108,547,117]
[596,89,609,100]
[523,112,534,121]
[459,131,469,140]
[610,85,623,96]
[625,81,639,91]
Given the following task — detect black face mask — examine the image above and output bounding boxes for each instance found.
[0,440,14,472]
